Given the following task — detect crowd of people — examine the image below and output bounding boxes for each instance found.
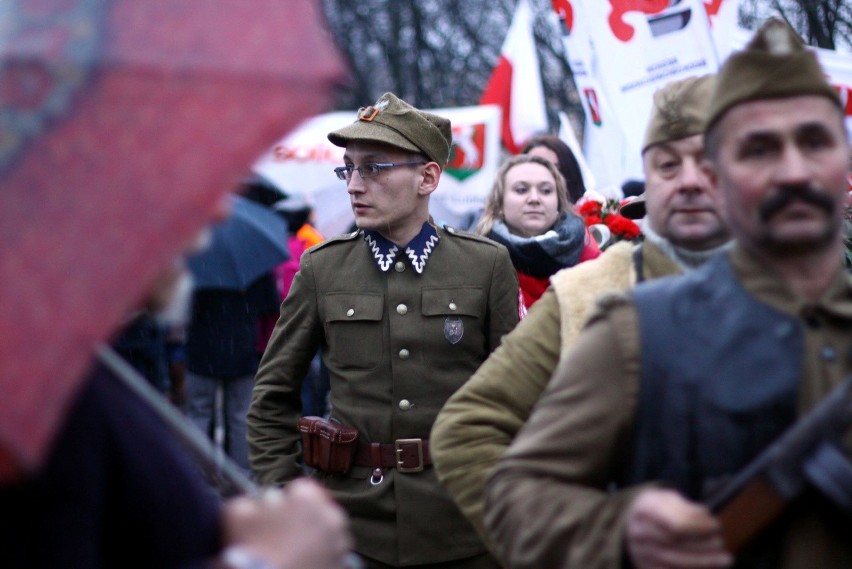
[2,15,851,569]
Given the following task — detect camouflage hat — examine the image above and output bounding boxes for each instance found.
[706,18,841,130]
[642,74,716,153]
[328,92,453,166]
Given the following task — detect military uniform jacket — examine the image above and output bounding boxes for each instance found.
[248,224,518,566]
[431,240,681,546]
[484,245,852,569]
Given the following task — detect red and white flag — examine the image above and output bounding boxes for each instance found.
[480,0,548,154]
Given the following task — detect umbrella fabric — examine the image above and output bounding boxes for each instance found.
[0,0,345,482]
[188,195,289,290]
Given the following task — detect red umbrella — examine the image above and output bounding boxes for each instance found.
[0,0,346,482]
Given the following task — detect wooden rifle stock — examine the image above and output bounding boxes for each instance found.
[705,377,852,554]
[713,475,787,553]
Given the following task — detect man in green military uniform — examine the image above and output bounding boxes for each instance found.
[431,74,732,547]
[248,92,518,568]
[484,20,852,569]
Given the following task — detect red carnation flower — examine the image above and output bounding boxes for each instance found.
[583,214,603,226]
[605,214,641,239]
[578,200,603,216]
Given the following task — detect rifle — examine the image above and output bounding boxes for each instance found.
[704,377,852,553]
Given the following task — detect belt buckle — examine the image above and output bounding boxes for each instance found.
[394,438,423,473]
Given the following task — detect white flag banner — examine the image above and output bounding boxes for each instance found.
[582,0,720,166]
[480,0,548,153]
[557,111,598,195]
[814,46,852,140]
[252,105,502,238]
[552,0,635,192]
[704,0,744,61]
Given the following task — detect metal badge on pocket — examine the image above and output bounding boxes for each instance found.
[444,316,464,345]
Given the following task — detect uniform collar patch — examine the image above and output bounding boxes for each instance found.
[363,222,440,274]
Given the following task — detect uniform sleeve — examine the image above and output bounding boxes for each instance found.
[487,244,520,351]
[483,300,647,569]
[247,251,323,485]
[431,289,561,545]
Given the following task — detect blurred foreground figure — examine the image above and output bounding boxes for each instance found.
[484,19,852,569]
[0,1,353,567]
[432,73,729,551]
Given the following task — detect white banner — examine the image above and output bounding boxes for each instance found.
[551,0,635,193]
[557,111,597,193]
[705,0,744,61]
[582,0,720,170]
[252,105,502,238]
[814,45,852,140]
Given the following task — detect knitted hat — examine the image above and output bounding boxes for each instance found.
[642,74,716,153]
[328,92,453,166]
[706,18,841,131]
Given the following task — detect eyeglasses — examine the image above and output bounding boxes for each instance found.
[333,161,426,181]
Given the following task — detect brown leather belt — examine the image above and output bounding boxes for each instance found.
[353,438,432,473]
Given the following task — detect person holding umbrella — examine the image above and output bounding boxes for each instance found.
[0,0,354,567]
[184,194,286,473]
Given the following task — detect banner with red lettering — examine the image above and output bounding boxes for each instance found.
[252,105,502,237]
[580,0,719,172]
[551,0,635,194]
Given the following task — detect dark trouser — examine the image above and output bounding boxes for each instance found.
[361,552,502,569]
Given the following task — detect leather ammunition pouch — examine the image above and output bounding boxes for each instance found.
[297,416,359,474]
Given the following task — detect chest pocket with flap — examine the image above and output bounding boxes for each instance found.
[421,287,484,318]
[324,293,384,370]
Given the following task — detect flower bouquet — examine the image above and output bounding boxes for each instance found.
[577,197,642,249]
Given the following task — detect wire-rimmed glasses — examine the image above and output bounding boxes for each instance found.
[333,161,426,181]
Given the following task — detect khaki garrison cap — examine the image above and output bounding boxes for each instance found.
[628,74,716,219]
[706,18,841,130]
[642,74,716,153]
[328,92,453,166]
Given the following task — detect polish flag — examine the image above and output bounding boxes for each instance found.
[480,0,548,154]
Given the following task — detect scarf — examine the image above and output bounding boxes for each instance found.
[642,222,734,270]
[487,214,586,278]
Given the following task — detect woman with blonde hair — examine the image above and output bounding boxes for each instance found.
[476,154,599,316]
